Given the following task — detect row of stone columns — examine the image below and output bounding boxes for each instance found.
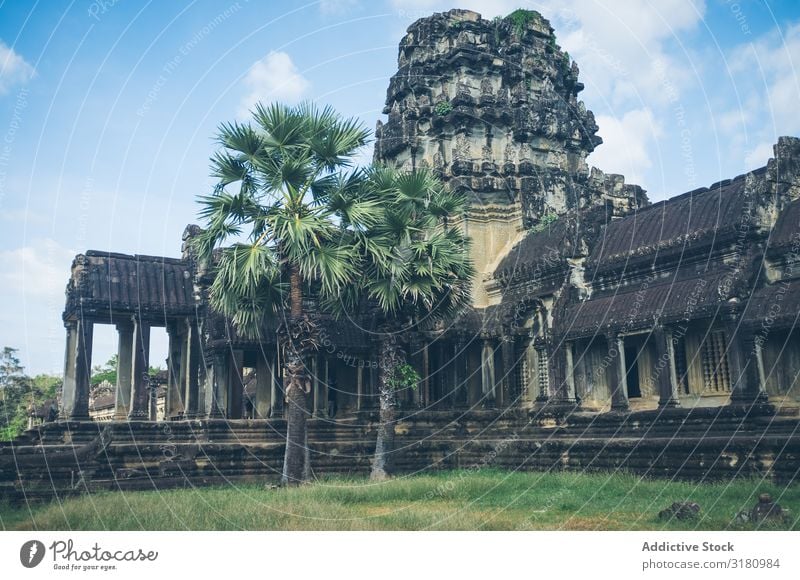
[110,318,152,420]
[542,323,768,411]
[62,316,155,421]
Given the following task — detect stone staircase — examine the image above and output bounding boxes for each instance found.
[1,405,799,502]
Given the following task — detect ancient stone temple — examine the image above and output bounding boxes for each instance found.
[2,9,799,499]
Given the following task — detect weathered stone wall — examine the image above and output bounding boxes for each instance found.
[2,406,798,502]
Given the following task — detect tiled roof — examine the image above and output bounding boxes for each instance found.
[744,279,800,329]
[588,171,762,271]
[561,270,732,338]
[64,251,195,321]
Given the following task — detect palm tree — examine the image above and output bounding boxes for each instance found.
[344,167,474,480]
[194,102,373,486]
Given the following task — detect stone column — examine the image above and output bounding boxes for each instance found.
[356,364,364,411]
[654,326,681,408]
[255,350,273,419]
[422,344,430,406]
[166,322,183,419]
[228,349,244,419]
[182,320,200,418]
[608,333,629,411]
[61,319,93,420]
[449,342,458,408]
[501,338,517,407]
[128,318,150,420]
[452,340,465,407]
[312,355,327,417]
[271,354,284,418]
[481,338,496,407]
[205,350,229,418]
[564,342,577,402]
[60,322,78,419]
[113,322,134,420]
[548,341,576,404]
[727,323,768,405]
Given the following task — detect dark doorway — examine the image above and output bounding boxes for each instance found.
[624,346,641,398]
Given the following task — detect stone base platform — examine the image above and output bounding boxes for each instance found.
[1,405,799,503]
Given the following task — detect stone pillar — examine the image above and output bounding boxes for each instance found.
[728,324,768,405]
[312,355,327,417]
[166,322,183,419]
[549,341,576,404]
[481,338,496,407]
[501,338,517,407]
[368,363,377,410]
[255,350,273,419]
[60,322,78,419]
[228,349,244,419]
[356,364,364,411]
[654,326,681,408]
[196,350,207,418]
[449,342,458,408]
[452,340,465,407]
[564,342,577,402]
[271,354,284,418]
[61,319,93,420]
[148,380,159,421]
[608,333,629,411]
[421,344,430,406]
[113,322,134,420]
[205,350,229,418]
[182,320,200,418]
[128,318,150,420]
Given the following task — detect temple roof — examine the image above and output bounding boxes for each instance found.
[588,169,764,272]
[561,269,733,339]
[64,251,195,322]
[743,278,800,329]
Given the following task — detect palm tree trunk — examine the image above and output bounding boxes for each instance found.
[371,335,402,480]
[281,264,310,486]
[289,263,302,319]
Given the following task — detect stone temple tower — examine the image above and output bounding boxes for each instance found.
[374,9,647,306]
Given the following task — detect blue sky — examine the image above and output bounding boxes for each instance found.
[1,0,798,374]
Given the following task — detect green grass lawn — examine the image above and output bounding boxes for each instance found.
[1,470,798,531]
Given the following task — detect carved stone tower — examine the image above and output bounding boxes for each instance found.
[374,9,647,306]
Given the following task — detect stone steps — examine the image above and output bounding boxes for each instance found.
[3,408,799,502]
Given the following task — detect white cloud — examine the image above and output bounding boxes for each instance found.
[730,22,800,137]
[588,108,662,185]
[540,0,706,107]
[0,238,76,373]
[720,21,800,171]
[744,141,774,170]
[0,238,75,298]
[238,51,310,117]
[0,40,35,95]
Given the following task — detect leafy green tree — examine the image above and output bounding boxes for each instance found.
[195,102,373,485]
[92,354,118,386]
[0,347,31,440]
[92,355,162,387]
[339,168,474,480]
